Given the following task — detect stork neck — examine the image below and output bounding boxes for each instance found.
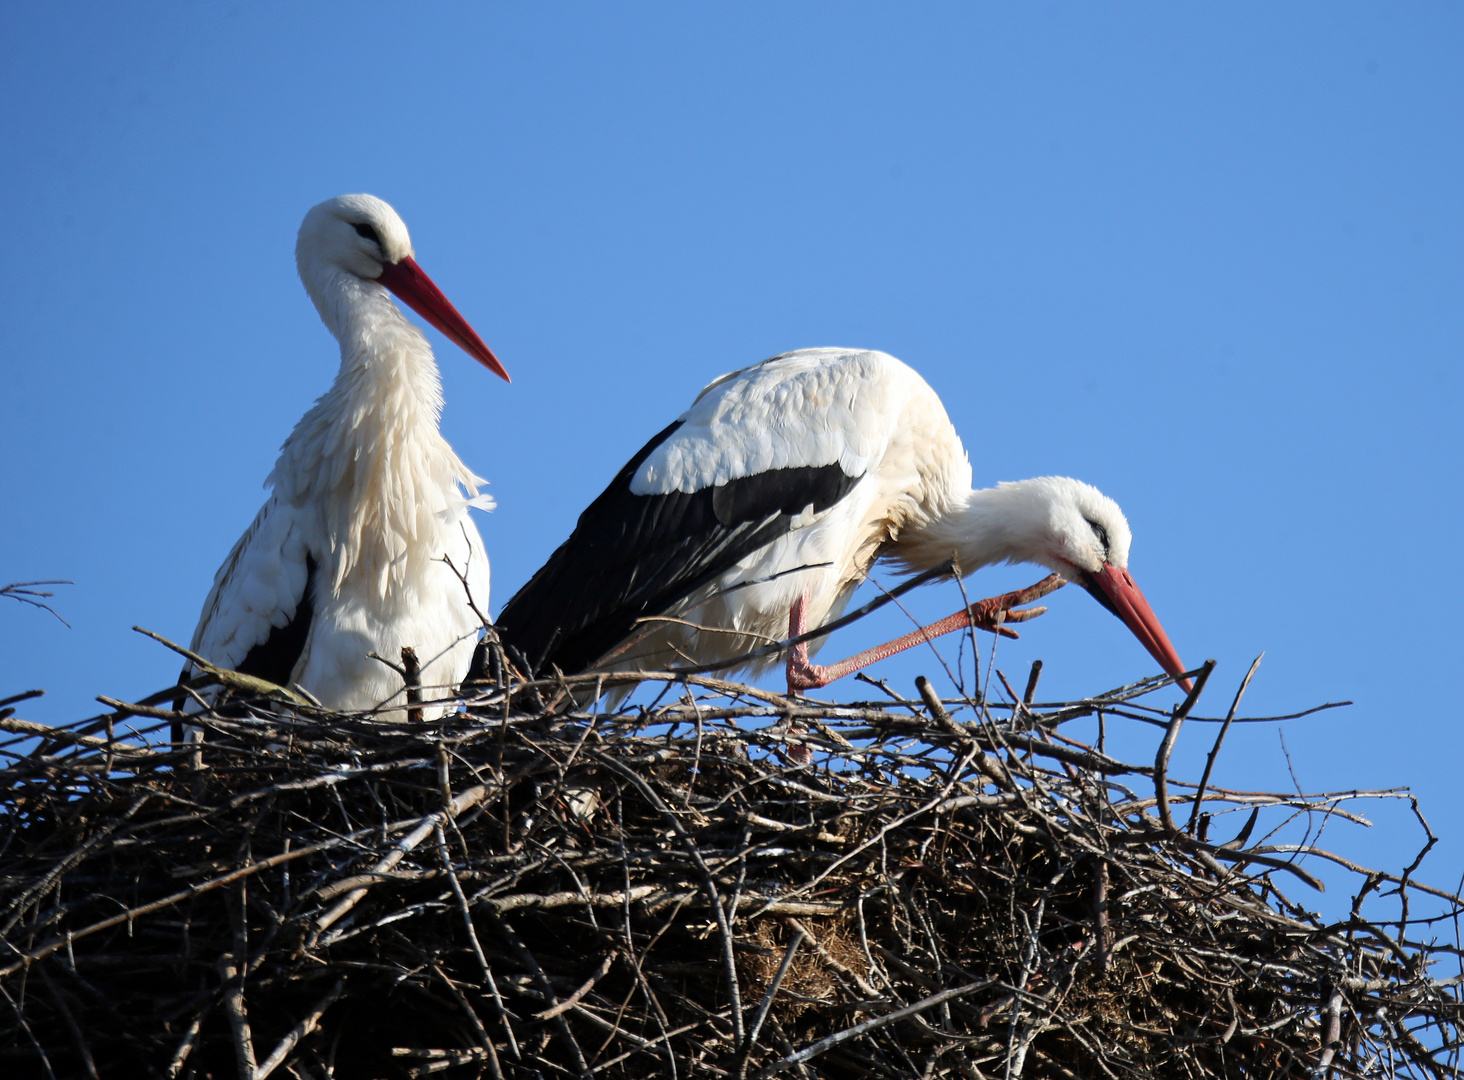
[285,269,450,480]
[902,481,1060,578]
[316,271,435,380]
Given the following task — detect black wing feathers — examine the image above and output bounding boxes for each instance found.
[710,462,857,527]
[496,423,861,677]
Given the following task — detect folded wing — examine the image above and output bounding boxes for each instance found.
[187,499,317,688]
[496,419,862,676]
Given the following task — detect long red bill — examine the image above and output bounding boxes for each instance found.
[376,255,510,382]
[1083,563,1192,692]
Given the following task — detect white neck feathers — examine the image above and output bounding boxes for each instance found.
[889,477,1083,579]
[268,269,485,604]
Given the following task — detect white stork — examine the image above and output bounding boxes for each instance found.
[183,194,508,718]
[495,348,1188,695]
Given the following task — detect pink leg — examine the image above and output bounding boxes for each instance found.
[785,574,1067,693]
[784,590,824,693]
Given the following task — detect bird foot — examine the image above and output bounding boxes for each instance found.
[960,573,1067,639]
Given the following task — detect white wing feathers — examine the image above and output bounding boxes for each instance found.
[188,498,312,674]
[632,349,911,496]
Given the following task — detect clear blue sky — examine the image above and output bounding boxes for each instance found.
[3,5,1460,911]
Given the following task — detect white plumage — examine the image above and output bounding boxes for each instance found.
[498,348,1187,694]
[185,194,508,717]
[634,350,905,492]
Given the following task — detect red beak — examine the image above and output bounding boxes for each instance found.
[1080,563,1191,692]
[376,255,510,382]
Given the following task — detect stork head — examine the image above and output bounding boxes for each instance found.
[996,476,1190,691]
[296,194,509,381]
[298,193,414,278]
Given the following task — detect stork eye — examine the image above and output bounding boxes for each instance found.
[1086,519,1109,549]
[353,222,382,246]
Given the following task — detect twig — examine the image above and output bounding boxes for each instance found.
[593,750,748,1049]
[1154,659,1215,832]
[490,914,592,1078]
[533,951,616,1021]
[255,980,344,1080]
[37,965,97,1079]
[133,626,313,706]
[1188,653,1264,835]
[753,980,993,1078]
[0,713,142,752]
[0,980,57,1080]
[1022,660,1043,706]
[402,646,422,723]
[667,561,957,677]
[430,964,504,1080]
[0,688,45,711]
[218,950,258,1080]
[1312,981,1344,1079]
[740,928,806,1077]
[313,784,489,939]
[166,1011,207,1078]
[0,580,72,626]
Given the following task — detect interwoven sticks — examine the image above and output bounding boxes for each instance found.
[0,661,1458,1079]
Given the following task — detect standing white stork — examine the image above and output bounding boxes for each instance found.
[495,348,1188,695]
[183,194,509,718]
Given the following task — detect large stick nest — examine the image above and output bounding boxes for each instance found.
[2,650,1461,1079]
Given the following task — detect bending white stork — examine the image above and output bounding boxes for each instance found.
[183,194,508,718]
[495,348,1188,695]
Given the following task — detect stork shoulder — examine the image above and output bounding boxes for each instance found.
[633,348,920,495]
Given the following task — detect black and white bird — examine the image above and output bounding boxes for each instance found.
[495,348,1188,695]
[184,194,508,717]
